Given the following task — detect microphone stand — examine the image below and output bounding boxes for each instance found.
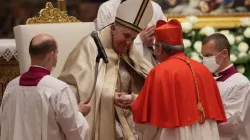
[85,53,102,140]
[85,52,103,104]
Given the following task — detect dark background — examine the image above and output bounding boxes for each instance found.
[0,0,107,38]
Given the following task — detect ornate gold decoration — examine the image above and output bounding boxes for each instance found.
[168,12,250,29]
[26,2,80,24]
[0,57,20,104]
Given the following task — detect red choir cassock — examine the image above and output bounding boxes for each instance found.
[132,19,227,128]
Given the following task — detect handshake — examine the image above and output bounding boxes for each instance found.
[77,92,135,116]
[114,92,135,109]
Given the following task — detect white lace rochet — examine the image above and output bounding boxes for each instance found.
[0,39,18,61]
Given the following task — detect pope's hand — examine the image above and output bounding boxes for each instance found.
[140,25,155,48]
[114,92,132,109]
[78,100,91,116]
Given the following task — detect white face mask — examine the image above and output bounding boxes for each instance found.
[202,56,219,73]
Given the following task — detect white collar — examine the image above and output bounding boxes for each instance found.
[214,64,233,76]
[220,64,233,73]
[31,65,49,71]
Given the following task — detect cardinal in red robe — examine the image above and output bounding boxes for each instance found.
[128,19,227,140]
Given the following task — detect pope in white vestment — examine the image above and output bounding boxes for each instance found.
[94,0,167,65]
[0,34,89,140]
[58,0,154,140]
[201,33,250,140]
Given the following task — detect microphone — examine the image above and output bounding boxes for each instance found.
[91,31,109,63]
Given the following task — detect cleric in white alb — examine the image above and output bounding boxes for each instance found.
[0,34,90,140]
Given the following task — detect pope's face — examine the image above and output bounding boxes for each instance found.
[111,24,138,55]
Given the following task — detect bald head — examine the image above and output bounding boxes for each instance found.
[29,34,57,57]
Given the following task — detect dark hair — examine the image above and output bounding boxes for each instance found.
[29,38,57,56]
[121,0,127,3]
[202,33,230,55]
[157,41,184,55]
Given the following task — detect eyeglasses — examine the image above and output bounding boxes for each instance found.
[152,42,161,48]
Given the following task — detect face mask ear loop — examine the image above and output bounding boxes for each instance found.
[215,51,224,66]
